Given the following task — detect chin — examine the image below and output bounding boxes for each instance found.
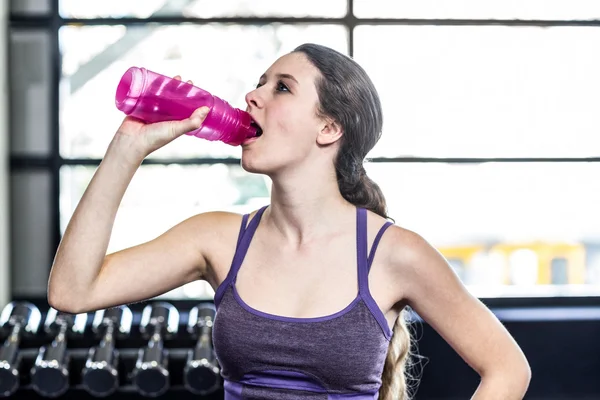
[240,153,266,174]
[241,153,283,177]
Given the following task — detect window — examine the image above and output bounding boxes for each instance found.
[59,164,271,252]
[59,0,347,19]
[9,1,600,301]
[59,24,348,159]
[353,0,600,20]
[354,25,600,158]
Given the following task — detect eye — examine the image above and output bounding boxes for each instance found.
[255,82,263,89]
[276,81,290,93]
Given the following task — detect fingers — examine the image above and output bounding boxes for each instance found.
[167,107,210,139]
[184,107,209,131]
[168,75,193,96]
[190,106,210,125]
[172,75,193,85]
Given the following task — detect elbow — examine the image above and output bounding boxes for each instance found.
[47,282,87,315]
[47,290,79,314]
[518,362,532,393]
[511,351,532,391]
[481,358,531,398]
[507,363,532,399]
[47,264,88,314]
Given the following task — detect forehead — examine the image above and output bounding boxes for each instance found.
[264,52,320,84]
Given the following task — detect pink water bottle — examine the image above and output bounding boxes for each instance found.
[115,67,260,146]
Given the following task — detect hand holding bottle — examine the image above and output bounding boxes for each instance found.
[114,67,260,156]
[113,75,209,160]
[49,75,214,316]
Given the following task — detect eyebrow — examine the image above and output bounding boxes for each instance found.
[259,73,299,84]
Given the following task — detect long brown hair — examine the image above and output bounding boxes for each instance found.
[294,43,417,399]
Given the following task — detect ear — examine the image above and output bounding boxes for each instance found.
[316,119,343,146]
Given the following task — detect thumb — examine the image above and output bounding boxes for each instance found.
[172,106,210,137]
[188,106,210,129]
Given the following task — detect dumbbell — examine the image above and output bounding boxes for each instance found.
[30,308,87,398]
[131,302,179,397]
[81,306,133,397]
[0,302,42,397]
[184,303,221,395]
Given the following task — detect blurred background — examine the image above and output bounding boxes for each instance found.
[2,0,600,399]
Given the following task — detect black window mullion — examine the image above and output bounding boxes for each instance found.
[50,0,62,265]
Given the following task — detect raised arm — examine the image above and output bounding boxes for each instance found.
[48,100,222,313]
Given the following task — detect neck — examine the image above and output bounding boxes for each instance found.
[265,163,354,246]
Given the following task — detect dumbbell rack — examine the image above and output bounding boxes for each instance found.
[1,298,224,399]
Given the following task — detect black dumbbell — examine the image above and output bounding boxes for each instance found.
[0,302,42,397]
[131,302,179,397]
[30,308,87,398]
[184,303,221,395]
[81,306,133,397]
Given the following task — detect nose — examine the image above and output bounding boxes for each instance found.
[245,88,263,111]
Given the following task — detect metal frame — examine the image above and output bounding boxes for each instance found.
[8,0,600,306]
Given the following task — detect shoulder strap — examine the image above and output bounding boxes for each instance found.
[230,205,268,283]
[367,221,393,272]
[356,207,369,295]
[236,213,250,247]
[356,207,394,339]
[214,206,267,308]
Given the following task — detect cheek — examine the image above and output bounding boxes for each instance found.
[270,105,296,136]
[272,105,318,142]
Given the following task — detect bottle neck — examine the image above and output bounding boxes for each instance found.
[208,96,258,145]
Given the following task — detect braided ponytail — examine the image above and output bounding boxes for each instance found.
[379,311,412,399]
[336,151,388,218]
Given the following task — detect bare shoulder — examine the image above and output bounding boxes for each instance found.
[181,210,243,255]
[183,208,263,245]
[184,208,262,289]
[364,210,432,270]
[182,210,244,244]
[370,216,454,304]
[384,224,438,269]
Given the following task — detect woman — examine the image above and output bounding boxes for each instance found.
[48,43,531,399]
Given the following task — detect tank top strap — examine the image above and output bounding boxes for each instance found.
[356,207,369,295]
[236,213,250,247]
[356,207,394,339]
[230,205,268,284]
[367,221,393,272]
[214,205,268,308]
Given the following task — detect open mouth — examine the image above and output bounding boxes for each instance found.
[250,120,263,137]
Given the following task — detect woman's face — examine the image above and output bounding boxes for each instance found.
[241,52,328,175]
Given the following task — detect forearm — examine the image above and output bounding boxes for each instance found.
[48,135,145,308]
